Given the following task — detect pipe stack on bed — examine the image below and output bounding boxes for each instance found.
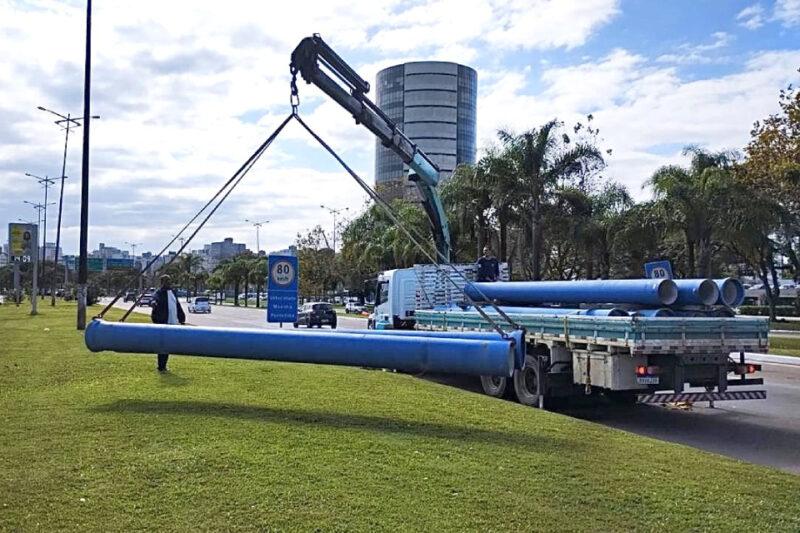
[462,277,745,318]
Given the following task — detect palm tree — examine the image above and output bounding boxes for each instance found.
[498,120,604,280]
[646,146,736,277]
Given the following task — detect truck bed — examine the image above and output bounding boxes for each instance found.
[414,309,770,356]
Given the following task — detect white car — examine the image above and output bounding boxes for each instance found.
[345,301,364,314]
[188,296,211,314]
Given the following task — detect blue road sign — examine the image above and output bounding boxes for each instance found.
[644,260,673,279]
[267,255,298,323]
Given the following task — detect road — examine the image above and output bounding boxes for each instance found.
[104,299,800,473]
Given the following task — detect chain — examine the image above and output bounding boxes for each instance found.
[290,67,300,114]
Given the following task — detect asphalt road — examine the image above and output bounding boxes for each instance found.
[104,299,800,474]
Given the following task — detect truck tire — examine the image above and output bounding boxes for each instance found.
[480,375,508,398]
[513,355,542,407]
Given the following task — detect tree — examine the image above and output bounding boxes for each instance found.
[497,119,605,280]
[645,147,737,277]
[296,225,337,300]
[742,79,800,280]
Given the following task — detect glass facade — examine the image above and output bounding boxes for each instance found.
[374,61,477,200]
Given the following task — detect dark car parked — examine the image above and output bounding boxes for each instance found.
[293,302,337,329]
[123,291,137,302]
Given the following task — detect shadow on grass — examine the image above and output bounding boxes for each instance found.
[158,372,192,386]
[94,399,570,451]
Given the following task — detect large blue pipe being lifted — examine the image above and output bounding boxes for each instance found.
[462,305,629,317]
[464,279,679,306]
[85,320,519,377]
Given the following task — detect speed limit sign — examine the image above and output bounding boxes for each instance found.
[270,259,295,287]
[267,255,299,323]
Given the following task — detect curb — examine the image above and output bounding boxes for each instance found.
[742,352,800,366]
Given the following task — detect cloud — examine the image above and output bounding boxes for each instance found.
[656,31,733,64]
[0,0,796,258]
[477,48,800,198]
[737,4,766,29]
[774,0,800,26]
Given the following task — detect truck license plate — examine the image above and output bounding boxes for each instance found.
[637,377,659,385]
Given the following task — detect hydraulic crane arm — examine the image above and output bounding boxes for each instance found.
[290,34,451,262]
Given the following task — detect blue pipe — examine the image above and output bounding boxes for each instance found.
[464,279,678,306]
[85,320,515,377]
[714,278,745,307]
[672,279,720,306]
[631,308,675,317]
[466,305,628,317]
[335,329,526,370]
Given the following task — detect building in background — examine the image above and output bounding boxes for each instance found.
[0,243,8,267]
[90,243,129,259]
[40,242,62,263]
[193,237,248,272]
[374,61,477,202]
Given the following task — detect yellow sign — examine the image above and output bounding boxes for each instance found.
[7,223,36,261]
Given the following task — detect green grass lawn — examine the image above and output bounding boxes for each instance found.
[769,335,800,357]
[2,304,799,531]
[771,320,800,332]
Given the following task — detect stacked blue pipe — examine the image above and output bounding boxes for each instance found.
[715,278,745,306]
[463,305,628,317]
[85,320,519,377]
[465,279,679,307]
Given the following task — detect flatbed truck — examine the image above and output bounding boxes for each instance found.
[372,266,769,408]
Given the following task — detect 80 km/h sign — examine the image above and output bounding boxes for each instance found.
[270,259,296,287]
[267,255,299,323]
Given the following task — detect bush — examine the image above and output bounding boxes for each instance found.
[739,305,798,317]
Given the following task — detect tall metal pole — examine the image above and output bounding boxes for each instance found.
[25,174,55,294]
[245,219,269,254]
[53,114,72,305]
[38,106,97,306]
[77,0,92,330]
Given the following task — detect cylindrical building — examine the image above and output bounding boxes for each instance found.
[374,61,477,202]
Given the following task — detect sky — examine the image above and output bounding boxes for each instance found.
[0,0,798,257]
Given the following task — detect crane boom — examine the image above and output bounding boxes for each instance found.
[290,35,451,262]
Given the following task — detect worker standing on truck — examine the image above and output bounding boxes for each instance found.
[150,274,185,372]
[476,246,499,282]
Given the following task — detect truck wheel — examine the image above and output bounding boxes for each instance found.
[513,355,542,407]
[480,376,508,398]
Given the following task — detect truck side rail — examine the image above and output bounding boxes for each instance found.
[414,310,770,355]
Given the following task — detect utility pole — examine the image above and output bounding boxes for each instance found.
[77,0,92,330]
[25,173,55,297]
[24,202,49,315]
[320,204,349,252]
[125,241,143,292]
[37,106,98,306]
[245,219,269,254]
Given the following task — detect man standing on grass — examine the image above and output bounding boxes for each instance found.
[476,246,500,282]
[150,274,185,372]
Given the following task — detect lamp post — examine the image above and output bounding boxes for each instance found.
[320,204,349,252]
[38,106,99,306]
[125,241,142,292]
[25,173,56,298]
[244,219,270,254]
[24,201,53,315]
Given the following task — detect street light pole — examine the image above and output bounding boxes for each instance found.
[24,201,52,315]
[320,205,349,252]
[77,0,92,330]
[25,173,55,296]
[38,106,98,306]
[245,219,270,254]
[125,241,142,292]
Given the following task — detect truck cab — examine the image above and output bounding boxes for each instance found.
[370,268,417,330]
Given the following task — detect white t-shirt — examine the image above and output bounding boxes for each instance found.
[167,290,179,325]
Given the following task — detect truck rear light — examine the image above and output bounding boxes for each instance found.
[646,365,661,375]
[732,363,761,375]
[636,365,647,376]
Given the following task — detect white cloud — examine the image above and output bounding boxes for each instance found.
[656,31,733,64]
[737,4,766,29]
[774,0,800,26]
[477,48,800,198]
[0,0,796,257]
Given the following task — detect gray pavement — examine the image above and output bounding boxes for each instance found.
[103,298,799,473]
